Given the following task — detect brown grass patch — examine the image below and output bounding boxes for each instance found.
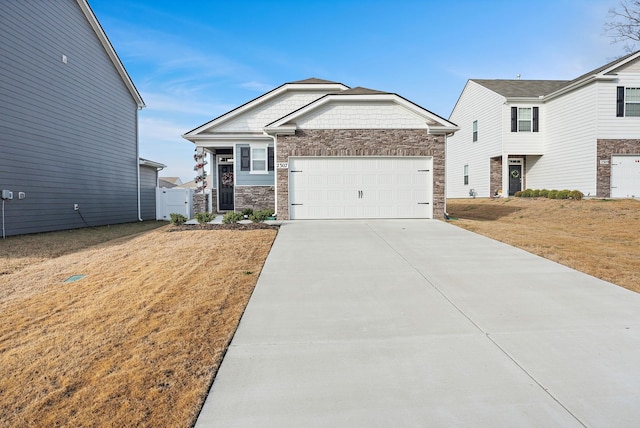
[447,198,640,293]
[0,223,277,426]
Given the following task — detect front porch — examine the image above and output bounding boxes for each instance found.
[192,145,275,215]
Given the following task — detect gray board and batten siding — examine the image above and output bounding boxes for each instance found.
[0,0,142,236]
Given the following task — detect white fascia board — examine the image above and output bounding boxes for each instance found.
[263,125,296,135]
[544,75,617,101]
[185,134,272,146]
[505,96,545,104]
[139,158,167,169]
[428,125,460,135]
[77,0,145,108]
[183,82,349,137]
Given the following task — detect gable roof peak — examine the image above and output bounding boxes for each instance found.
[288,77,343,85]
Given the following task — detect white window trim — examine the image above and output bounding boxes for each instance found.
[518,107,532,132]
[250,143,268,174]
[625,87,640,117]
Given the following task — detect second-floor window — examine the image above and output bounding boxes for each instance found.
[617,86,640,117]
[511,106,539,132]
[472,120,478,142]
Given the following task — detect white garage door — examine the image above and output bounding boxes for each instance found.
[611,155,640,198]
[289,157,433,219]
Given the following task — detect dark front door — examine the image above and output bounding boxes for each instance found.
[218,164,234,211]
[509,164,522,195]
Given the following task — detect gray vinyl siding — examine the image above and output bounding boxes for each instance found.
[235,144,275,186]
[139,166,157,220]
[0,0,140,236]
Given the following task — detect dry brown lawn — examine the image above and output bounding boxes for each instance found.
[0,223,277,427]
[447,197,640,293]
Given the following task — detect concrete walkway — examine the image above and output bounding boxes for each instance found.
[196,220,640,427]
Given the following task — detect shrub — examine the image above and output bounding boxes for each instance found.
[250,209,275,223]
[557,189,570,199]
[222,212,243,224]
[194,212,215,224]
[569,190,584,200]
[169,213,187,225]
[532,189,541,197]
[241,208,254,217]
[514,191,523,197]
[521,189,534,198]
[548,190,558,199]
[539,189,549,198]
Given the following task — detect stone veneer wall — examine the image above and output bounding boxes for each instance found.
[276,129,446,220]
[490,157,502,196]
[193,192,209,215]
[597,139,640,197]
[235,186,275,212]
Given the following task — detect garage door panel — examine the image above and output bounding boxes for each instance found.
[611,155,640,198]
[289,157,433,219]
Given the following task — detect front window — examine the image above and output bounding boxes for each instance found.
[626,88,640,116]
[518,108,532,132]
[251,145,267,173]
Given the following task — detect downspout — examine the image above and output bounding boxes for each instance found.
[271,134,278,216]
[136,106,143,221]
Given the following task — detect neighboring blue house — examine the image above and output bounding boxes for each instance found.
[0,0,149,236]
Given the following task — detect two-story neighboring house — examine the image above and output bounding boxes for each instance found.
[0,0,148,236]
[183,78,458,220]
[447,51,640,199]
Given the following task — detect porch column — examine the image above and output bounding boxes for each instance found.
[501,154,510,197]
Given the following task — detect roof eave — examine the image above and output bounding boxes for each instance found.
[428,125,460,135]
[76,0,145,108]
[544,75,617,101]
[139,158,167,169]
[263,125,296,136]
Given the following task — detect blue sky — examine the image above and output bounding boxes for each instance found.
[89,0,624,182]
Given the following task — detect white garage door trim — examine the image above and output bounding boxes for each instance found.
[611,155,640,198]
[289,156,433,219]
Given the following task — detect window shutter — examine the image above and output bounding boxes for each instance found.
[511,107,517,132]
[533,107,539,132]
[240,147,250,171]
[617,86,625,117]
[268,147,274,171]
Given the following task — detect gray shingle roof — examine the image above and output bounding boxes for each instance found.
[472,50,640,99]
[289,78,343,85]
[333,86,391,95]
[471,79,569,97]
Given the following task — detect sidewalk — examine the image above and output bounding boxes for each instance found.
[196,220,640,427]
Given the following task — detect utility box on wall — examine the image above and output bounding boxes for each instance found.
[2,190,13,200]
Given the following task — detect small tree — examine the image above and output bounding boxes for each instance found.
[605,1,640,52]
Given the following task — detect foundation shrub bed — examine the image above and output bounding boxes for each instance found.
[515,189,583,200]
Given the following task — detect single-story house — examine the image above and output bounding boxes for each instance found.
[182,78,458,220]
[447,51,640,199]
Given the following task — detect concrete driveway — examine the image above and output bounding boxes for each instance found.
[196,220,640,427]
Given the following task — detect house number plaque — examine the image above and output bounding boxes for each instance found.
[276,162,289,169]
